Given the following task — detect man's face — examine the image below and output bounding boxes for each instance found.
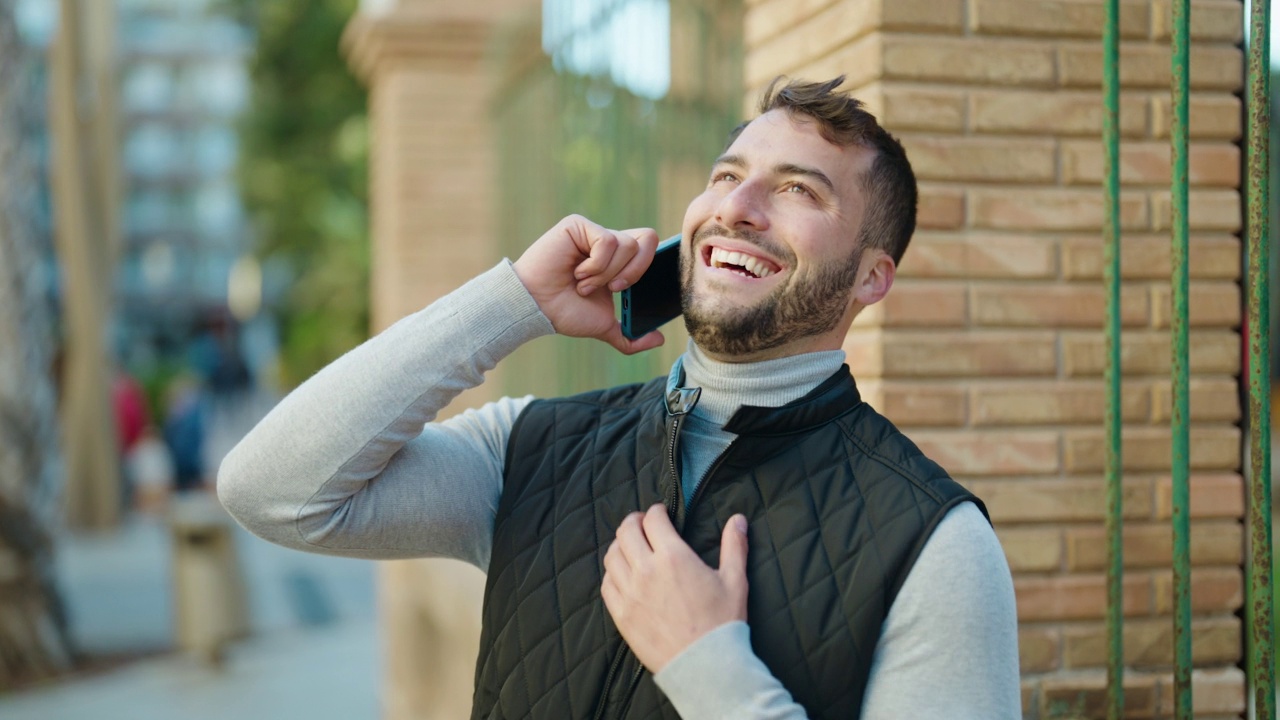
[679,109,875,361]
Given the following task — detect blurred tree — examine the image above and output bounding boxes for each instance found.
[225,0,370,388]
[0,0,74,688]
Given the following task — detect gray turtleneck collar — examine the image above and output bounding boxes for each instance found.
[679,340,847,426]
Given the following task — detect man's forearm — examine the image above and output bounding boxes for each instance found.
[217,261,554,563]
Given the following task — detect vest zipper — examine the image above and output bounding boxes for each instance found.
[591,643,630,720]
[596,389,700,720]
[665,415,683,519]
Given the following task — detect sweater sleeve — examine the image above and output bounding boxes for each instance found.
[216,261,555,570]
[653,502,1020,720]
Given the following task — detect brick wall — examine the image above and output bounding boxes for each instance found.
[745,0,1246,717]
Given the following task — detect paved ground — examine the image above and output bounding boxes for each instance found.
[0,390,383,720]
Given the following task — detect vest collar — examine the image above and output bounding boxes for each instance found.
[665,356,862,436]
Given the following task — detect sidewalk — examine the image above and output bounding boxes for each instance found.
[0,619,379,720]
[0,388,382,719]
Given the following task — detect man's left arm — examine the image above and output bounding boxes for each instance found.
[603,502,1021,720]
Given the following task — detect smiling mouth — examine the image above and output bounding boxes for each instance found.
[706,246,780,279]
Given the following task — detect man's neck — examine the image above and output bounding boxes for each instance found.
[679,341,846,426]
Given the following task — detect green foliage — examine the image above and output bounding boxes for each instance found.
[227,0,369,388]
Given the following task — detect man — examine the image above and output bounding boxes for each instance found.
[218,76,1020,719]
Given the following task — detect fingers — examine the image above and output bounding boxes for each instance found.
[613,511,652,566]
[573,226,659,296]
[606,228,660,292]
[718,514,749,579]
[639,503,682,551]
[719,514,750,619]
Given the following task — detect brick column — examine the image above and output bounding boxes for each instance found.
[343,2,535,717]
[746,1,1246,716]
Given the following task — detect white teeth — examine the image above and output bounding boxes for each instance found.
[709,247,775,278]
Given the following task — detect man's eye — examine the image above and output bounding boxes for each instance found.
[785,183,813,197]
[712,172,738,183]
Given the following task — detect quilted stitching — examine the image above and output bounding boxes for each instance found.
[472,378,977,720]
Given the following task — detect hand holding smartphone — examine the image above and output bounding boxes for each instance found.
[620,234,683,340]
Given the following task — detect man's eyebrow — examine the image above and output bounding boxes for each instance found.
[710,155,836,194]
[776,163,835,193]
[711,153,746,169]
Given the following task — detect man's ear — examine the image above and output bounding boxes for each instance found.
[853,250,896,307]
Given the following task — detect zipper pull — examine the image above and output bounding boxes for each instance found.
[665,387,701,416]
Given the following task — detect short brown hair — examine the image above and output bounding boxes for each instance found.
[730,76,918,264]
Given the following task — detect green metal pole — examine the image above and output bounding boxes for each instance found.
[1168,1,1192,717]
[1246,0,1275,716]
[1101,1,1124,717]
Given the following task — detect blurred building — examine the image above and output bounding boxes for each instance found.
[17,0,261,381]
[114,0,255,372]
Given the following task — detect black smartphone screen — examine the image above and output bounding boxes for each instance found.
[620,234,682,340]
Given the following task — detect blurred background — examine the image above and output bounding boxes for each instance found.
[0,0,1277,718]
[0,0,738,718]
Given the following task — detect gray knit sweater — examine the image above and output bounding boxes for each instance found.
[217,261,1020,719]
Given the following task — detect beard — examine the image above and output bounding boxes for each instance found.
[680,225,863,357]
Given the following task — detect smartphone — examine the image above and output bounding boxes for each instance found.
[620,234,683,340]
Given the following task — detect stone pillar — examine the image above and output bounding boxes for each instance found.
[746,0,1246,716]
[343,1,535,717]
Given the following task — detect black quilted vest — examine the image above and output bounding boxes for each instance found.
[471,366,983,720]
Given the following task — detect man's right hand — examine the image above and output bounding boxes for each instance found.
[513,215,666,355]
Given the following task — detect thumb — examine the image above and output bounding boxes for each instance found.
[602,325,665,356]
[719,514,750,584]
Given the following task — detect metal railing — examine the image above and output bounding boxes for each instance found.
[1102,1,1273,717]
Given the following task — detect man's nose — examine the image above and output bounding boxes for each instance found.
[714,181,769,231]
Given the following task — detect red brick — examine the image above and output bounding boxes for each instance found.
[1063,616,1240,667]
[1058,43,1243,92]
[1060,140,1240,188]
[913,430,1061,476]
[1148,377,1241,423]
[967,478,1155,523]
[1151,0,1245,43]
[971,380,1149,426]
[852,281,967,328]
[1019,625,1062,673]
[899,233,1057,280]
[845,329,1058,378]
[1154,667,1246,716]
[1152,567,1244,614]
[970,188,1148,231]
[916,186,965,229]
[997,526,1063,572]
[1149,281,1241,329]
[1153,474,1245,520]
[1152,93,1242,140]
[745,1,878,85]
[745,0,840,47]
[970,0,1149,39]
[1150,189,1241,233]
[1060,234,1241,281]
[1060,329,1240,376]
[903,135,1056,184]
[881,0,966,32]
[1015,572,1153,621]
[970,284,1149,328]
[859,380,968,426]
[863,83,966,132]
[1065,521,1243,571]
[1063,425,1242,473]
[1039,670,1159,719]
[882,36,1056,86]
[971,89,1148,137]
